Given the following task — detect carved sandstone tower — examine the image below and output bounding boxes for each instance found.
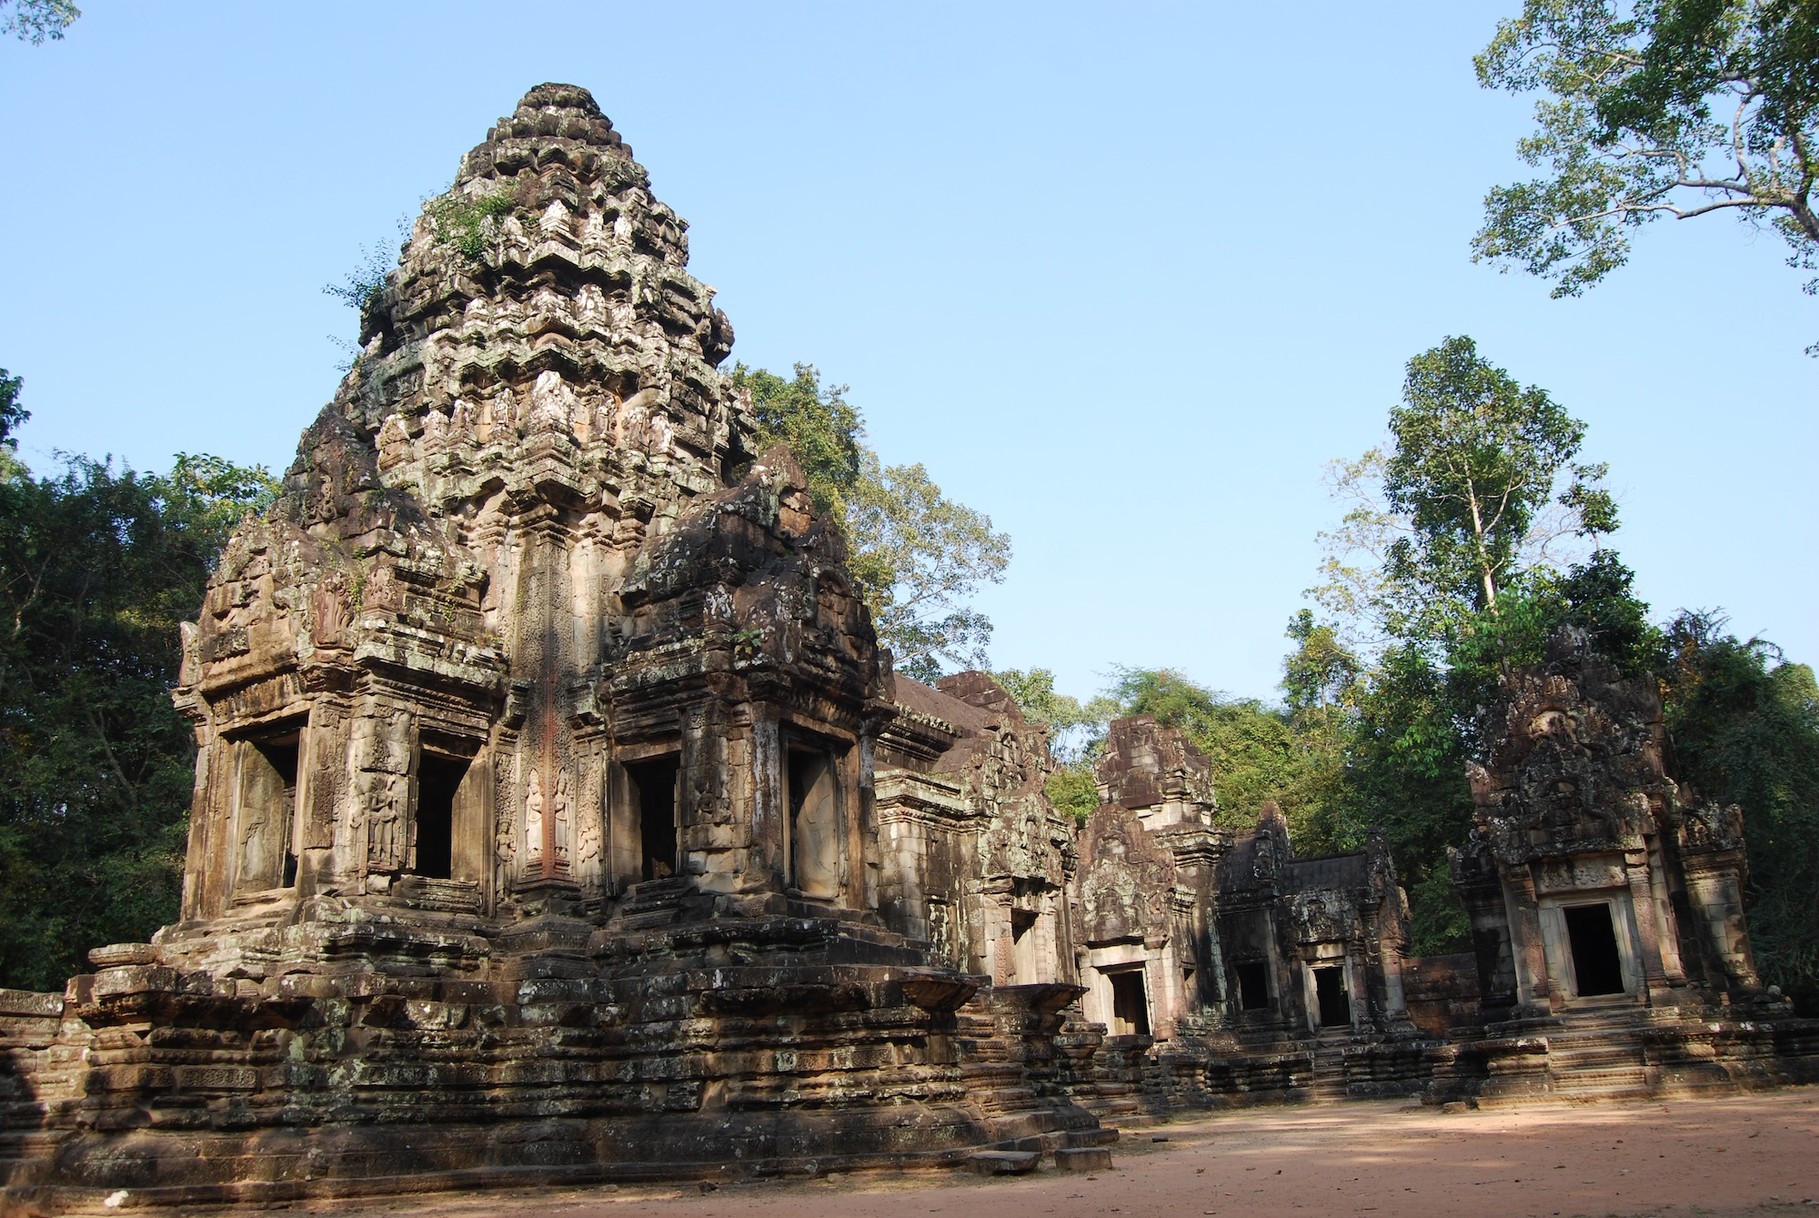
[0,86,1099,1209]
[174,83,884,929]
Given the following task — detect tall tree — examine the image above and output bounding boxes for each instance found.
[733,363,1010,681]
[993,667,1109,824]
[0,368,27,447]
[1475,0,1819,349]
[1310,340,1642,952]
[1381,335,1614,633]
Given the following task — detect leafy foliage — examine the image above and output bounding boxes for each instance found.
[730,363,862,516]
[992,667,1103,762]
[734,363,1010,681]
[1,0,78,43]
[428,184,518,263]
[0,379,276,990]
[1044,765,1101,826]
[323,237,399,321]
[1663,612,1819,1012]
[1474,0,1819,349]
[1308,341,1655,953]
[0,368,27,447]
[846,456,1009,680]
[1101,667,1349,853]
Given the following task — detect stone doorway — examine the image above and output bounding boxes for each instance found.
[626,757,679,882]
[1108,967,1151,1036]
[786,745,839,900]
[1236,960,1271,1011]
[1314,964,1351,1027]
[234,730,300,894]
[1564,902,1625,996]
[414,752,469,880]
[1011,909,1039,982]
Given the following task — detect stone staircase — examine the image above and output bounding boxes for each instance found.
[1539,1009,1654,1101]
[1309,1035,1351,1103]
[954,990,1116,1153]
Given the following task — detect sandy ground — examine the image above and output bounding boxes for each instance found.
[292,1089,1819,1218]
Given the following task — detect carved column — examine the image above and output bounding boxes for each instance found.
[1504,869,1551,1015]
[747,702,785,892]
[1623,846,1671,1003]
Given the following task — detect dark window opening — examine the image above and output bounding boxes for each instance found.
[1314,965,1352,1027]
[787,750,814,820]
[1564,902,1625,996]
[1108,969,1151,1036]
[1012,910,1035,945]
[254,738,299,889]
[414,753,469,880]
[1236,960,1271,1011]
[628,756,679,882]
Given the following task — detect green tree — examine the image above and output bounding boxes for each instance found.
[1279,611,1360,855]
[734,363,1010,681]
[992,667,1101,761]
[0,380,276,990]
[1474,0,1819,349]
[1311,341,1647,952]
[1381,335,1614,632]
[1662,612,1819,1012]
[1,0,78,43]
[1102,668,1345,851]
[730,364,862,516]
[1335,640,1475,952]
[0,369,26,447]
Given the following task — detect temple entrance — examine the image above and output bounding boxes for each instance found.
[257,738,301,889]
[1011,909,1039,982]
[1314,964,1351,1027]
[413,752,469,880]
[627,757,679,882]
[234,731,299,893]
[1108,967,1151,1036]
[1564,902,1626,996]
[787,745,839,900]
[1236,960,1271,1011]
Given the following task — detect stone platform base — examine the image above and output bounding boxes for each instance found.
[0,914,1104,1213]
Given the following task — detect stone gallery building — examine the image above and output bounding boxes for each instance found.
[0,85,1812,1211]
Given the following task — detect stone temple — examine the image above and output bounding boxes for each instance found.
[0,85,1814,1212]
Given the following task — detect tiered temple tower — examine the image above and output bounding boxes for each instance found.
[0,86,1101,1210]
[173,82,882,932]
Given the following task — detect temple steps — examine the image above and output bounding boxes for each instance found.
[1309,1038,1352,1103]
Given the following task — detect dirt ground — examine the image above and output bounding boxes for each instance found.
[295,1088,1819,1218]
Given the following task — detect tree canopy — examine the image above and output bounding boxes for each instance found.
[733,363,1010,681]
[1475,0,1819,348]
[1382,335,1616,631]
[1,0,78,43]
[1662,611,1819,1010]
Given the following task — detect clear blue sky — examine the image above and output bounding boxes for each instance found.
[3,2,1812,705]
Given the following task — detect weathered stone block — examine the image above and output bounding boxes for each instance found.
[1055,1146,1113,1171]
